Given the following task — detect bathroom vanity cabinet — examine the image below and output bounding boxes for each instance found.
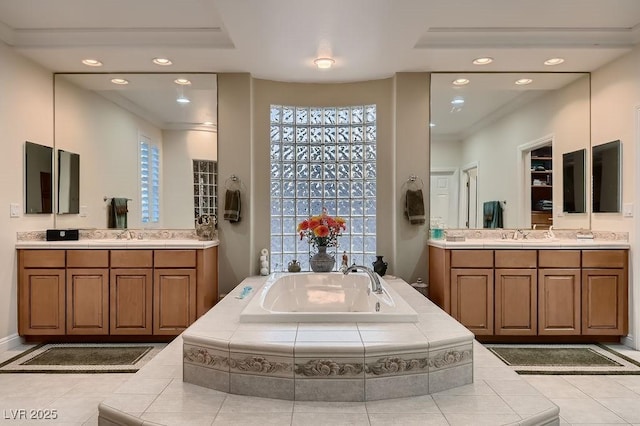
[429,245,628,340]
[18,245,217,338]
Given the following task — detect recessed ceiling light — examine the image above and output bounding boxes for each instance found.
[515,78,533,85]
[153,57,173,66]
[472,57,493,65]
[313,57,335,69]
[451,97,465,105]
[174,78,191,85]
[452,78,470,86]
[176,96,190,104]
[429,123,436,127]
[81,59,102,67]
[544,57,565,66]
[110,78,129,85]
[203,121,215,126]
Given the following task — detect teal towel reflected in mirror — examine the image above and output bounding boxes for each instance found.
[108,198,128,229]
[483,201,503,228]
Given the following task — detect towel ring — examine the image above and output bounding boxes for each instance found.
[406,175,424,190]
[225,175,243,190]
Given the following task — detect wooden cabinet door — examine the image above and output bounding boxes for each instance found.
[66,269,109,335]
[582,269,628,335]
[538,269,581,335]
[154,269,196,335]
[495,269,537,335]
[110,269,153,335]
[19,269,66,335]
[450,268,494,335]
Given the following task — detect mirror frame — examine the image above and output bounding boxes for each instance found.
[24,141,53,214]
[592,140,621,213]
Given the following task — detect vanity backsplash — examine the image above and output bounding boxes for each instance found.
[17,228,217,241]
[439,229,628,241]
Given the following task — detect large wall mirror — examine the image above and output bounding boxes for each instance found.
[430,72,591,230]
[53,73,217,230]
[24,141,53,214]
[592,140,621,213]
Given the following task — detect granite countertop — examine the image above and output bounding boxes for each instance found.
[428,238,629,249]
[15,239,219,249]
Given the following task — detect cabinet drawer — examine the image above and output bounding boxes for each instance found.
[20,250,65,268]
[495,250,536,268]
[539,250,580,268]
[582,250,627,268]
[111,250,153,268]
[451,250,493,268]
[154,250,196,268]
[67,250,109,268]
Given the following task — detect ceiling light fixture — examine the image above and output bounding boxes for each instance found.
[174,78,191,85]
[203,121,214,126]
[110,78,129,85]
[452,78,470,86]
[153,57,173,66]
[450,97,465,105]
[176,96,190,104]
[544,57,565,66]
[472,57,493,65]
[81,59,102,67]
[313,57,335,69]
[429,123,436,127]
[515,78,533,85]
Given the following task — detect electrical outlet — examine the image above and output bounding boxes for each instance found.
[9,203,20,218]
[623,203,634,217]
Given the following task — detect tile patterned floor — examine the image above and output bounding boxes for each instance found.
[0,342,639,425]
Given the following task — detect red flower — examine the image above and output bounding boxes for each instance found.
[297,220,309,231]
[313,225,330,238]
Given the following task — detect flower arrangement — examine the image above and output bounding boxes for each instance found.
[297,209,346,248]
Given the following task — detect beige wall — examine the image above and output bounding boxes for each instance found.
[0,41,54,347]
[591,44,640,347]
[456,75,590,229]
[54,77,163,229]
[216,73,430,294]
[163,129,217,228]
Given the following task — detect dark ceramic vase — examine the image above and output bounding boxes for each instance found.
[372,255,388,276]
[310,245,335,272]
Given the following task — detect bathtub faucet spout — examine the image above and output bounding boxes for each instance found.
[344,265,383,294]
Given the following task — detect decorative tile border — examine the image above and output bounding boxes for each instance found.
[428,346,473,372]
[441,229,628,241]
[365,354,429,377]
[229,353,293,378]
[183,345,229,371]
[294,359,364,378]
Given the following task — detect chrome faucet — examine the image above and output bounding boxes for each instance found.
[546,225,555,239]
[343,265,383,294]
[513,229,529,240]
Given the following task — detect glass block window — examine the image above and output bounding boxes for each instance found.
[140,135,160,224]
[270,105,377,272]
[193,160,217,223]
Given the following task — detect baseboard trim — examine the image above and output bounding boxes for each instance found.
[0,334,22,353]
[622,335,636,350]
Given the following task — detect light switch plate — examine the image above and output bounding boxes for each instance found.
[79,205,88,217]
[9,203,20,218]
[623,203,634,217]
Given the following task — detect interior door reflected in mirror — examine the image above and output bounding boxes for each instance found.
[430,72,591,230]
[58,149,80,214]
[592,140,621,213]
[562,148,586,214]
[24,141,53,214]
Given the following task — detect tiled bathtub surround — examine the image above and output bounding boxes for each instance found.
[182,275,475,401]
